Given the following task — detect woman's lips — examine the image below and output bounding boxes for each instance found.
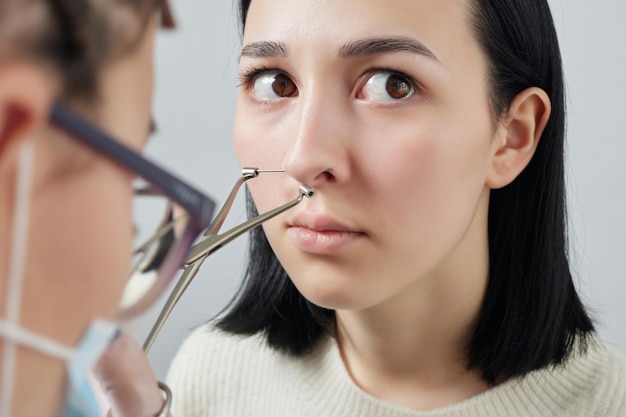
[287,216,366,254]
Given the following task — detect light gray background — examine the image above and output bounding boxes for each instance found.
[133,1,626,380]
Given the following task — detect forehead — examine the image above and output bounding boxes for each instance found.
[243,0,477,64]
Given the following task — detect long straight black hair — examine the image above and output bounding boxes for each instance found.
[217,0,594,383]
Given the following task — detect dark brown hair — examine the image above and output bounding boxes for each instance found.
[218,0,594,384]
[0,0,164,100]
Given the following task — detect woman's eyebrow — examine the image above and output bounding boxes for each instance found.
[239,36,438,62]
[339,36,439,61]
[240,41,287,60]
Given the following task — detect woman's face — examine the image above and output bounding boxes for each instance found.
[234,0,499,311]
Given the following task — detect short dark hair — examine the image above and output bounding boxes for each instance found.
[0,0,159,100]
[218,0,594,383]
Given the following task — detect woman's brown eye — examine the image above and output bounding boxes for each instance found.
[361,72,415,102]
[272,74,297,97]
[253,71,298,99]
[386,74,411,99]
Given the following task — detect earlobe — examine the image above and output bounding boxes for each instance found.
[486,87,551,189]
[0,63,54,172]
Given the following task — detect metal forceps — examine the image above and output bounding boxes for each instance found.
[143,168,314,352]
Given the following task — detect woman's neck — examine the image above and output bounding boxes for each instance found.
[335,252,491,410]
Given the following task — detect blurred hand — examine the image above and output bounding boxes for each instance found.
[92,329,169,417]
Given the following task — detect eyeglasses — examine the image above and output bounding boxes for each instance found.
[49,103,314,322]
[49,102,214,319]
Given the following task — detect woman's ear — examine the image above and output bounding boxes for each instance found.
[486,87,551,189]
[0,63,53,174]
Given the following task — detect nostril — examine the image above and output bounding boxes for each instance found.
[320,168,335,182]
[283,158,342,186]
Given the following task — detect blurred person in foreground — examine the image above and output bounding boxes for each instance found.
[0,1,215,416]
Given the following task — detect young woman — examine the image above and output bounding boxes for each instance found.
[167,0,626,415]
[0,1,212,416]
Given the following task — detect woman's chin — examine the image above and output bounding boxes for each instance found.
[292,277,377,312]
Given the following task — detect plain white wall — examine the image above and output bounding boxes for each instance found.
[133,1,626,380]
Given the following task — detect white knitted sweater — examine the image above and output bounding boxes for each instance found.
[167,326,626,416]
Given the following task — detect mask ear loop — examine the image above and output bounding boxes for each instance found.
[0,139,36,417]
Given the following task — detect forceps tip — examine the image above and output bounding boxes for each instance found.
[241,167,259,178]
[299,184,315,198]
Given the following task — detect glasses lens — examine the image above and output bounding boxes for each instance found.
[118,181,196,319]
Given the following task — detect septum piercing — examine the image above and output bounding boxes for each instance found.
[244,168,314,197]
[256,169,285,173]
[247,168,333,176]
[241,168,285,179]
[258,168,333,173]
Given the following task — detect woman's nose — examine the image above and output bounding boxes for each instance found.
[282,91,351,188]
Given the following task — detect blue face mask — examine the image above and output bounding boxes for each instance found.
[0,139,119,417]
[62,320,120,417]
[0,319,118,417]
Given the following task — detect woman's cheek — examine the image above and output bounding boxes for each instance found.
[234,127,281,170]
